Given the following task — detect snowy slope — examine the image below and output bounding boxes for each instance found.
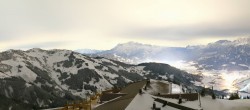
[127,94,250,110]
[0,48,200,110]
[127,89,250,110]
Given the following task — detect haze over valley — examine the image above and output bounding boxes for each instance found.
[77,37,250,93]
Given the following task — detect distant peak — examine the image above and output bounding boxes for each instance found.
[118,41,142,45]
[26,48,68,53]
[113,42,155,50]
[116,41,159,47]
[215,40,231,44]
[27,48,44,51]
[74,49,104,54]
[234,37,250,45]
[208,40,232,46]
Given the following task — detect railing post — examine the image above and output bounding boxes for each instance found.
[89,99,92,110]
[198,93,202,108]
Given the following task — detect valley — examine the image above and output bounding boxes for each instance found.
[78,38,250,98]
[171,61,250,94]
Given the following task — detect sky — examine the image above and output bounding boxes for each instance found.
[0,0,250,51]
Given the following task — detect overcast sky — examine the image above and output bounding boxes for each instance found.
[0,0,250,51]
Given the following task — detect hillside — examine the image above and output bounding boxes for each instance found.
[0,49,200,109]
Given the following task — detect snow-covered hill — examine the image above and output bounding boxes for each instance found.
[0,48,200,110]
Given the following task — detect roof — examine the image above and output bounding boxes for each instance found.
[94,80,146,110]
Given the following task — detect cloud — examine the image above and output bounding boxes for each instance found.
[120,21,250,41]
[0,0,250,50]
[7,41,66,50]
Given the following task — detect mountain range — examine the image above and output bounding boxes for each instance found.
[0,48,200,109]
[1,37,249,109]
[81,37,250,71]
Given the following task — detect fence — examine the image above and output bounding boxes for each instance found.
[61,100,91,110]
[157,93,199,101]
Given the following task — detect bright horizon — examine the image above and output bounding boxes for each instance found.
[1,0,250,51]
[0,37,244,52]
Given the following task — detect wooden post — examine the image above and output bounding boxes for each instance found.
[66,101,68,110]
[153,102,156,109]
[169,82,172,94]
[90,99,92,110]
[178,94,182,104]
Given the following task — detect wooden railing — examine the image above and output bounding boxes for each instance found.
[156,93,199,101]
[61,80,144,110]
[61,93,102,110]
[154,98,198,110]
[61,100,91,110]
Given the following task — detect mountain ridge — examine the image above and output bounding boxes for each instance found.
[77,37,250,70]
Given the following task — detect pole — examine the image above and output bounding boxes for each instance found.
[198,93,201,108]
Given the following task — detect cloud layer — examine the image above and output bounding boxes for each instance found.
[0,0,249,50]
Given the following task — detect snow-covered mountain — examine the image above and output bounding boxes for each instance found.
[75,49,104,54]
[233,37,250,46]
[0,48,200,109]
[90,37,250,71]
[195,38,250,70]
[90,42,189,64]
